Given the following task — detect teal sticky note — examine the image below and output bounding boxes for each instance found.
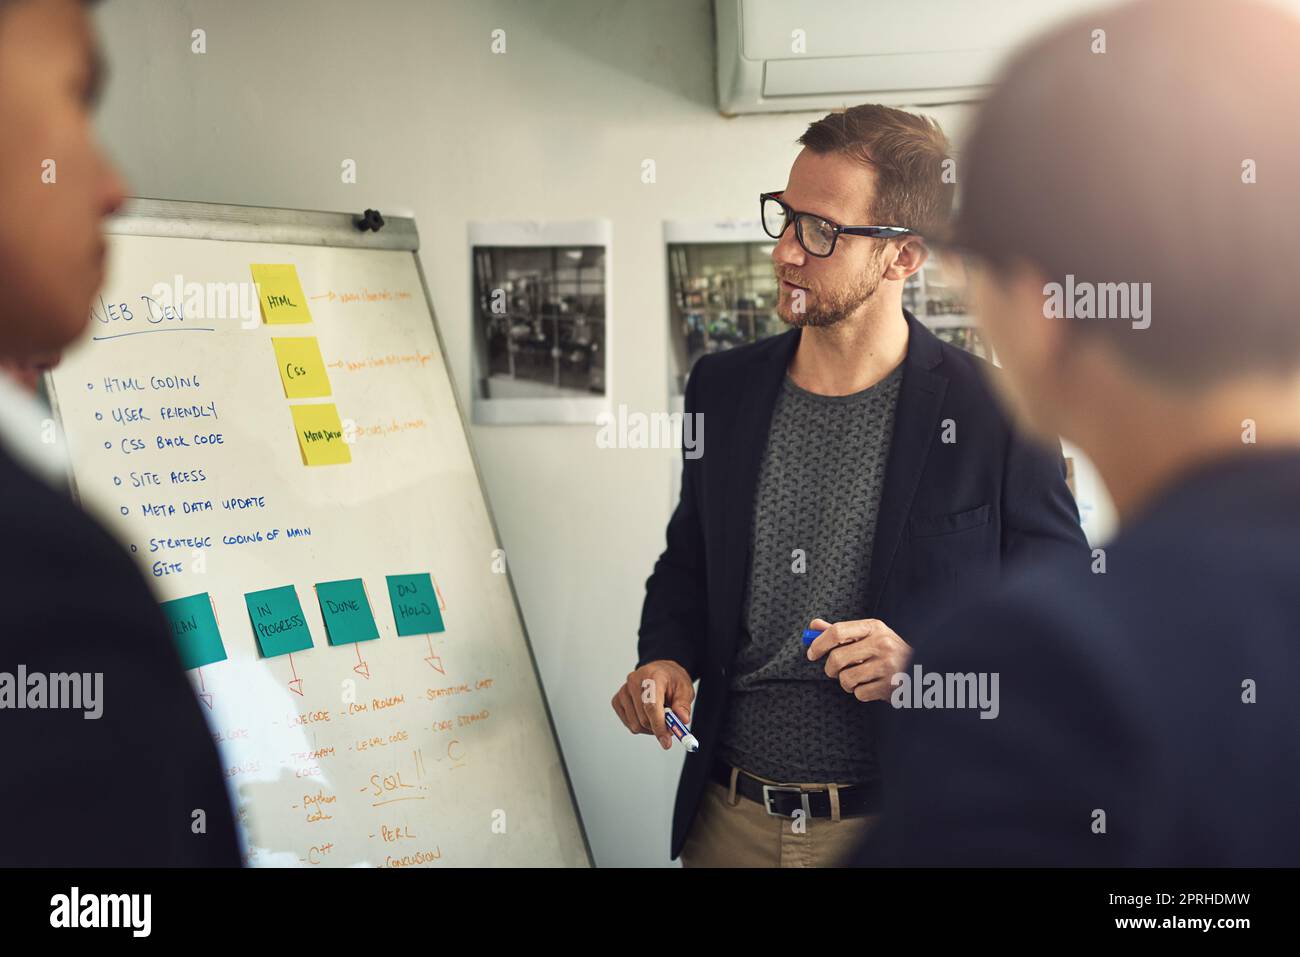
[245,585,314,658]
[314,578,380,645]
[385,573,446,636]
[160,593,227,670]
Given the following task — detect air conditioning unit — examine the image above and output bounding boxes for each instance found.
[715,0,1104,115]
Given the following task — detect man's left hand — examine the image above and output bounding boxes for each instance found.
[805,616,912,702]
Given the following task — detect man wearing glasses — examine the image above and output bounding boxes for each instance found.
[613,104,1087,867]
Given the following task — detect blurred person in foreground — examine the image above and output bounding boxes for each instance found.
[858,0,1300,866]
[0,0,240,865]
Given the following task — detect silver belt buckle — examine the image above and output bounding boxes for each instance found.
[761,784,811,818]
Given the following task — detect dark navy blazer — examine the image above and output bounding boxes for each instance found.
[638,310,1087,859]
[857,450,1300,866]
[0,443,241,866]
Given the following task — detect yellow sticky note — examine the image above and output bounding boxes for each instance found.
[272,337,332,399]
[251,264,313,325]
[289,403,351,466]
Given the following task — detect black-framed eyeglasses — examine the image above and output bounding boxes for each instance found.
[760,191,918,258]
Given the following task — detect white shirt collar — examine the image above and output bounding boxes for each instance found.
[0,371,70,488]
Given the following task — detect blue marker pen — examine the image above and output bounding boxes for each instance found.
[664,709,699,752]
[802,628,824,646]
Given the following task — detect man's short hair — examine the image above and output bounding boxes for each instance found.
[799,103,955,241]
[955,0,1300,385]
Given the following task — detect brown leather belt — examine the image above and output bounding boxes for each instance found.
[711,760,881,818]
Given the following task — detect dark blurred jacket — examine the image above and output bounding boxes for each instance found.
[0,442,241,866]
[858,451,1300,866]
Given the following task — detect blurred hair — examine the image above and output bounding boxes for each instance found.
[955,0,1300,384]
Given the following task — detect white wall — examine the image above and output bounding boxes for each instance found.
[91,0,972,866]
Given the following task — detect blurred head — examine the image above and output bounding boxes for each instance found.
[0,353,61,394]
[0,0,125,363]
[955,0,1300,443]
[771,104,953,328]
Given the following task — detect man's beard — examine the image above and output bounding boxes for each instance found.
[775,257,883,328]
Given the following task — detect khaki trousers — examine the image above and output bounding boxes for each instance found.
[679,767,879,868]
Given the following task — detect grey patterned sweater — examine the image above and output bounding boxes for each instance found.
[717,363,903,784]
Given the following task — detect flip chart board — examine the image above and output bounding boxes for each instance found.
[45,199,590,867]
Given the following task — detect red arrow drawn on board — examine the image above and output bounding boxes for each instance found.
[287,652,304,696]
[424,635,444,674]
[196,667,214,710]
[353,643,370,680]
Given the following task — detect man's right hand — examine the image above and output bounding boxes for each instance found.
[611,659,695,750]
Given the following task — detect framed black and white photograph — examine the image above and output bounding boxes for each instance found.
[470,220,611,424]
[665,220,784,400]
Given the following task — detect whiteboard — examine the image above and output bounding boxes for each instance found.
[46,200,590,868]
